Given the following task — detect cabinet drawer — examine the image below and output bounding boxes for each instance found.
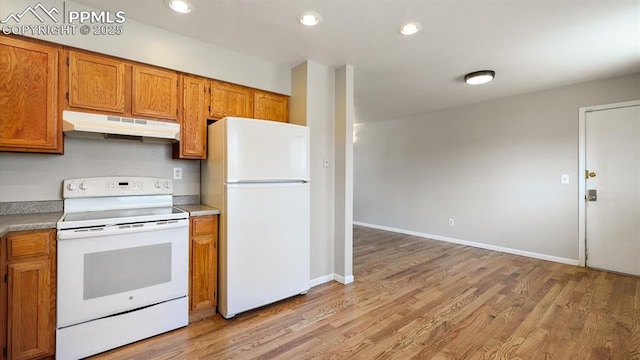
[6,229,52,261]
[191,216,216,236]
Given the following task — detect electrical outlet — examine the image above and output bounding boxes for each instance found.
[448,219,455,227]
[173,167,182,180]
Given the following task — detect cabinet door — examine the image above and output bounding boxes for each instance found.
[209,80,253,119]
[7,260,53,360]
[190,216,218,311]
[0,36,61,153]
[0,236,6,360]
[176,75,207,159]
[3,229,56,360]
[254,90,289,122]
[132,65,178,120]
[68,50,126,113]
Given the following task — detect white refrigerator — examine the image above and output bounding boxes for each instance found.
[201,117,310,319]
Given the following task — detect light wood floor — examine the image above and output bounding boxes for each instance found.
[93,225,640,359]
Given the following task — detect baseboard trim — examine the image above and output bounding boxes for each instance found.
[353,221,579,266]
[310,274,355,288]
[310,274,334,287]
[334,274,354,284]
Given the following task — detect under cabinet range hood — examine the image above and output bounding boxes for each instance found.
[62,110,180,142]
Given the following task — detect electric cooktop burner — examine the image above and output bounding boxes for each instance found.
[62,206,185,222]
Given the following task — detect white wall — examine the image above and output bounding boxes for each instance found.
[1,0,291,94]
[354,73,640,262]
[291,61,336,281]
[333,65,354,283]
[291,61,355,285]
[0,137,199,201]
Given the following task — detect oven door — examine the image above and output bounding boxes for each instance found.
[56,219,188,328]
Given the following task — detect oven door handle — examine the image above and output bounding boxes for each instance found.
[57,219,189,240]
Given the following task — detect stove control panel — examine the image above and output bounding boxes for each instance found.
[106,180,142,191]
[63,177,173,198]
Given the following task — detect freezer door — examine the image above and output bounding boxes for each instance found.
[221,182,310,318]
[225,117,310,182]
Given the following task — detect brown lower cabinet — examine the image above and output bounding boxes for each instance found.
[189,215,218,322]
[0,229,56,360]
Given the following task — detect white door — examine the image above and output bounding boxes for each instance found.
[585,103,640,276]
[225,117,310,182]
[220,182,310,318]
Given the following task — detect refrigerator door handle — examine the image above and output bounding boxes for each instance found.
[227,179,309,184]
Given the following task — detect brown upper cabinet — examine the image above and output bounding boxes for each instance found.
[68,50,126,113]
[132,65,178,120]
[2,36,289,157]
[208,81,289,123]
[0,35,63,153]
[174,75,207,159]
[66,50,178,122]
[254,90,289,122]
[209,80,254,120]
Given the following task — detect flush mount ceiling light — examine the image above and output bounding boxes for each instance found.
[165,0,194,14]
[464,70,496,85]
[298,11,322,26]
[399,22,422,35]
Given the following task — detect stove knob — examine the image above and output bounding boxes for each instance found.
[67,183,77,191]
[80,182,89,190]
[163,181,171,189]
[155,181,162,189]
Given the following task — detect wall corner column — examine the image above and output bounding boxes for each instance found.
[334,65,354,284]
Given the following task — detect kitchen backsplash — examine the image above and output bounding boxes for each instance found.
[0,136,200,202]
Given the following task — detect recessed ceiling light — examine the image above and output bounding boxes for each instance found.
[165,0,194,14]
[399,22,422,35]
[464,70,496,85]
[298,12,322,26]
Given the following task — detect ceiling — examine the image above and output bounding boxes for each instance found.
[74,0,639,123]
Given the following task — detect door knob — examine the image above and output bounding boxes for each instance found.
[586,170,597,178]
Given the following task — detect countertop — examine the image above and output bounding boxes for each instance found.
[0,204,219,238]
[176,204,220,216]
[0,212,63,237]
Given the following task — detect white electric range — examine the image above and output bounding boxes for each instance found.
[56,176,189,360]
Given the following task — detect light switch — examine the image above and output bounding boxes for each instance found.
[322,156,329,168]
[561,174,569,184]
